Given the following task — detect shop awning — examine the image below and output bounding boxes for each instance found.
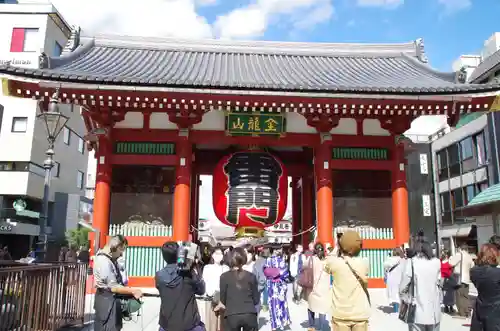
[459,183,500,216]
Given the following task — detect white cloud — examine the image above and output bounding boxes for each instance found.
[196,0,218,6]
[438,0,471,13]
[44,0,332,41]
[356,0,404,8]
[51,0,213,38]
[214,0,334,39]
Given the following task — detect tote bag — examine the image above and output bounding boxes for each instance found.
[398,260,416,324]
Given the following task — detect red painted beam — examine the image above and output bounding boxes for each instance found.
[330,160,393,171]
[113,129,179,142]
[110,154,177,166]
[112,129,393,150]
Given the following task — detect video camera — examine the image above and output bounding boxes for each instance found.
[176,241,200,271]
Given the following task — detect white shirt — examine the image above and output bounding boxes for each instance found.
[449,250,475,285]
[202,264,229,296]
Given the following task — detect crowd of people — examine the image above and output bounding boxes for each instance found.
[92,231,371,331]
[91,232,500,331]
[383,235,500,331]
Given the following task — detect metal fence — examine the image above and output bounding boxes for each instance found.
[0,262,88,331]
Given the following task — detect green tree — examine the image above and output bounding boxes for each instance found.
[65,227,91,249]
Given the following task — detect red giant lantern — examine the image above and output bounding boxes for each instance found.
[212,150,288,237]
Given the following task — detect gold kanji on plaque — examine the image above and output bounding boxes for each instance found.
[264,118,279,132]
[248,116,261,132]
[232,117,245,130]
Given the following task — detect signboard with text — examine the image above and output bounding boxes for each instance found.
[226,113,285,136]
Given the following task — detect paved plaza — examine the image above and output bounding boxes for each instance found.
[82,287,472,331]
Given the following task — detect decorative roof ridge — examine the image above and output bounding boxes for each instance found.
[400,53,458,83]
[469,47,500,83]
[40,38,95,70]
[79,33,422,58]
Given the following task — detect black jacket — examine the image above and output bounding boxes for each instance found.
[156,264,205,331]
[470,265,500,331]
[220,269,259,317]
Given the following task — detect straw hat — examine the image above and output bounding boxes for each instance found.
[339,230,362,256]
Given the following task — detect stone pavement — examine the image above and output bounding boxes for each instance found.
[82,287,472,331]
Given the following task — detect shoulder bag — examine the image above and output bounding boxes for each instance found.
[99,253,142,320]
[398,260,416,324]
[297,256,314,289]
[343,257,370,305]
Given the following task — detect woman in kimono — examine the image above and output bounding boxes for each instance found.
[264,248,291,331]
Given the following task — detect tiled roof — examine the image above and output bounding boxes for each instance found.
[1,34,500,94]
[469,48,500,83]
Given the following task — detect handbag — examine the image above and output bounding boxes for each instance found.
[342,257,370,305]
[398,260,416,324]
[297,257,314,289]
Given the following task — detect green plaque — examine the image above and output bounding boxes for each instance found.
[332,147,389,160]
[114,142,175,155]
[226,113,285,136]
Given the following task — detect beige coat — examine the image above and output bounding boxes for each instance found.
[306,256,331,314]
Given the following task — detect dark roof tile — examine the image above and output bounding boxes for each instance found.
[1,35,500,94]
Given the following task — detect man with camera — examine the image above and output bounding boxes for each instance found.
[93,235,143,331]
[156,241,206,331]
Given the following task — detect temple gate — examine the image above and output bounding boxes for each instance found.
[1,34,499,287]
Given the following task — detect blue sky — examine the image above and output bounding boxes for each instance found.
[53,0,500,72]
[198,0,500,71]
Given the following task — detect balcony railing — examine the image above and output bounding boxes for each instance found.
[0,262,88,331]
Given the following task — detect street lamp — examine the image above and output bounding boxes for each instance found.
[36,90,69,261]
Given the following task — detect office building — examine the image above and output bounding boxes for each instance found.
[0,0,89,258]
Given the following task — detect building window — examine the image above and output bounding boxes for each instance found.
[451,188,465,209]
[440,192,452,225]
[437,149,449,181]
[63,127,71,145]
[11,117,28,132]
[477,181,489,193]
[474,132,487,166]
[77,137,85,154]
[447,144,461,178]
[77,170,85,189]
[10,28,39,52]
[54,41,63,56]
[465,185,475,204]
[53,162,60,177]
[460,137,474,160]
[0,162,45,175]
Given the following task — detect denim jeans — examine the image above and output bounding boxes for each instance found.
[262,284,268,307]
[308,309,326,329]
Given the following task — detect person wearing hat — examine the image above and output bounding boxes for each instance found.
[325,230,370,331]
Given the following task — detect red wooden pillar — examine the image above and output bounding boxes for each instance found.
[392,144,410,246]
[191,174,201,241]
[92,137,112,254]
[301,175,313,248]
[291,177,301,247]
[315,140,334,246]
[173,137,192,242]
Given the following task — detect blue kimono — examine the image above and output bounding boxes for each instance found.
[265,255,291,330]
